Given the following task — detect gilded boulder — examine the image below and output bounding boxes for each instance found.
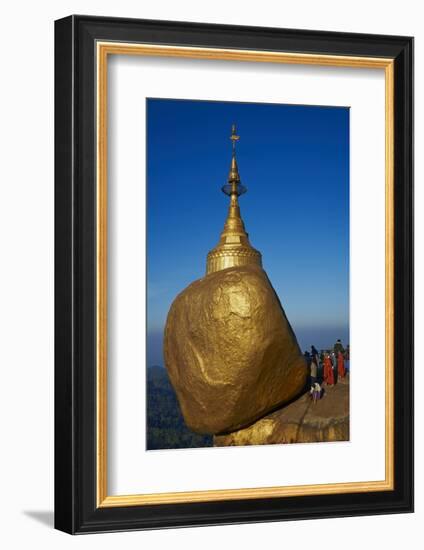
[163,264,307,434]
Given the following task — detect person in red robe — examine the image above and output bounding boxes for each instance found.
[323,355,329,381]
[323,355,334,385]
[337,351,345,379]
[326,359,335,385]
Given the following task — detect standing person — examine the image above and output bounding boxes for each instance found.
[337,351,345,379]
[326,357,335,386]
[310,356,318,385]
[323,354,332,384]
[334,339,344,355]
[310,345,320,379]
[345,345,350,374]
[330,351,337,384]
[319,349,325,378]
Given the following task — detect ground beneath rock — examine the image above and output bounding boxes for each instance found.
[214,377,349,446]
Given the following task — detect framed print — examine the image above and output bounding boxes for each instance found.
[54,15,413,534]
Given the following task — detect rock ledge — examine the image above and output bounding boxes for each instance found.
[214,378,349,446]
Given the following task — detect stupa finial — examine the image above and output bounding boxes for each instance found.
[230,123,239,154]
[206,125,262,275]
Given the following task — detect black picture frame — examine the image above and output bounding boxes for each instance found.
[55,14,414,534]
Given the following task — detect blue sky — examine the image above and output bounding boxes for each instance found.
[147,98,349,364]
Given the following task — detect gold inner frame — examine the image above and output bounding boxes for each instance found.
[96,42,395,508]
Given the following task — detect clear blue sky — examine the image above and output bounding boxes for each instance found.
[146,98,349,365]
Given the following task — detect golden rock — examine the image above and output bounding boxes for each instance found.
[214,378,350,446]
[164,264,307,435]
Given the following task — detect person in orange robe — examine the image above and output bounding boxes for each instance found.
[337,351,345,379]
[323,355,334,385]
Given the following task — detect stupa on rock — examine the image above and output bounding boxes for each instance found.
[206,125,262,274]
[164,125,307,435]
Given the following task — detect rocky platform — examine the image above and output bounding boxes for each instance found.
[214,377,349,446]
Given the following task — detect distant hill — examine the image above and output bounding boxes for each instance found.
[147,365,213,450]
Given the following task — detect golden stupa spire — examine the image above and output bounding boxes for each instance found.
[206,125,262,275]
